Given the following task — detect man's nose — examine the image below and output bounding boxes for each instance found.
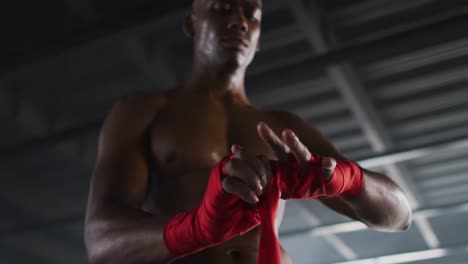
[227,8,248,33]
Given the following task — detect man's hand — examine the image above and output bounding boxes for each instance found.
[222,121,338,204]
[222,145,273,204]
[257,122,336,182]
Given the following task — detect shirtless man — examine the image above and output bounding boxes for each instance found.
[84,0,413,263]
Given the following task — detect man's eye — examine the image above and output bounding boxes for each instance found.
[247,9,262,21]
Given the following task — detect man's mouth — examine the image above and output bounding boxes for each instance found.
[220,36,248,49]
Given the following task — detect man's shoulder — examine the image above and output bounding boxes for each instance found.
[265,110,324,137]
[265,110,340,157]
[101,90,175,134]
[265,110,307,127]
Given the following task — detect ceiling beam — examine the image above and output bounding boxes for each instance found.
[413,215,440,249]
[333,243,468,264]
[286,0,432,249]
[329,0,447,28]
[293,203,358,261]
[357,136,468,168]
[1,3,189,78]
[0,213,84,238]
[1,4,465,79]
[0,244,52,264]
[284,1,376,258]
[0,84,50,137]
[279,200,468,238]
[1,0,287,78]
[121,36,177,87]
[0,118,101,162]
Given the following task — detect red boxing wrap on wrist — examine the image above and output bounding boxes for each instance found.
[164,153,363,263]
[257,154,364,264]
[163,155,260,258]
[278,153,364,200]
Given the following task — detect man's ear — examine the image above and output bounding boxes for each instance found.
[183,14,195,39]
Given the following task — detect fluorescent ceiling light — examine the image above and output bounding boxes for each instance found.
[335,248,448,264]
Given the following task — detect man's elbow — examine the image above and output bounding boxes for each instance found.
[369,197,413,232]
[389,213,412,232]
[398,204,413,231]
[84,218,111,264]
[366,213,412,232]
[400,205,413,231]
[391,187,413,231]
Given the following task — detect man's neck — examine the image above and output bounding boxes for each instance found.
[183,62,251,104]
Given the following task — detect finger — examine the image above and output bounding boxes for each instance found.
[222,177,259,204]
[224,158,263,195]
[257,122,290,161]
[282,129,311,166]
[235,147,267,191]
[231,144,242,160]
[321,156,336,182]
[231,145,266,191]
[257,155,272,189]
[231,144,242,154]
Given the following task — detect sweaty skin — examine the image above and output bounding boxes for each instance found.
[84,0,412,263]
[144,90,295,263]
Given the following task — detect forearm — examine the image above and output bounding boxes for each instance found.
[85,205,175,264]
[258,118,412,231]
[342,169,412,231]
[280,156,412,231]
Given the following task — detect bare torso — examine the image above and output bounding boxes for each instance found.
[141,89,293,263]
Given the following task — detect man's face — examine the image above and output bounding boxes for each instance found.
[189,0,262,69]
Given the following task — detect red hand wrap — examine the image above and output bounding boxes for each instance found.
[278,153,364,200]
[257,163,282,264]
[257,154,364,264]
[163,155,260,258]
[165,153,363,263]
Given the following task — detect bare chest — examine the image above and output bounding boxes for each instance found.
[143,97,292,263]
[145,98,279,215]
[151,102,273,169]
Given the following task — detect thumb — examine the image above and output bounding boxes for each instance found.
[321,157,336,182]
[231,144,242,154]
[257,122,290,161]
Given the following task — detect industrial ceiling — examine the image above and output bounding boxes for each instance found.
[1,0,468,263]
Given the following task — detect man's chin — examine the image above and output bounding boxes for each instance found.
[219,51,249,70]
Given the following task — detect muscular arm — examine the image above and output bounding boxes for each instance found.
[274,112,412,232]
[84,93,175,264]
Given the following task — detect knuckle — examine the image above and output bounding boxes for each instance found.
[252,176,261,186]
[224,180,244,197]
[223,176,234,185]
[228,158,241,172]
[253,159,264,174]
[242,188,252,199]
[243,190,255,202]
[245,173,259,186]
[258,163,267,177]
